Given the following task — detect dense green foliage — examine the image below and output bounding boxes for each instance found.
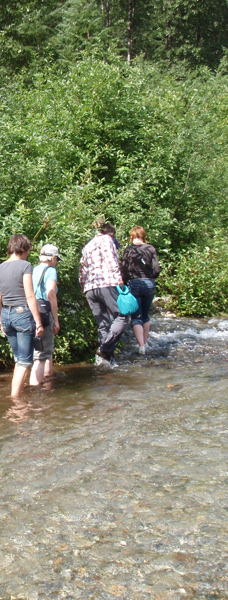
[160,236,228,316]
[0,1,228,367]
[1,0,228,71]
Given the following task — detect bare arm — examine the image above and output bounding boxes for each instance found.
[0,292,5,335]
[46,280,60,334]
[79,251,87,290]
[23,273,44,337]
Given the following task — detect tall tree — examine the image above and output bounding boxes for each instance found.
[137,0,228,68]
[127,0,134,61]
[1,0,228,72]
[0,0,66,71]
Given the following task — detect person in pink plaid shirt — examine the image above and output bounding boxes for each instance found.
[79,223,128,366]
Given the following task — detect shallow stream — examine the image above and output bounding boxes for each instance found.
[0,314,228,600]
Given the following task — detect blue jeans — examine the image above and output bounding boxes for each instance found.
[129,279,155,326]
[1,306,35,367]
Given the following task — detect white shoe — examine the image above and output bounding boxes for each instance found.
[109,357,119,368]
[95,354,104,366]
[138,345,146,355]
[95,354,117,368]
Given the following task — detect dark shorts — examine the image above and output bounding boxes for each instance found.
[33,314,54,361]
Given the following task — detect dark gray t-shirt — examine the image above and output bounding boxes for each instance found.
[0,259,32,306]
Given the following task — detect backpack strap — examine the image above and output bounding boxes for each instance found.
[132,245,160,279]
[132,246,153,278]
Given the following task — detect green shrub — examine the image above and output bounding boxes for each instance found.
[1,59,228,367]
[160,236,228,316]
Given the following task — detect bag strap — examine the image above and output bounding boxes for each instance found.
[34,266,50,296]
[116,285,129,295]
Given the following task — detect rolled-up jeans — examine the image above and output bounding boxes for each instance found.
[129,278,156,326]
[86,286,128,357]
[1,306,35,367]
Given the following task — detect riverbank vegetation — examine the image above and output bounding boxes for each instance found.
[1,0,228,366]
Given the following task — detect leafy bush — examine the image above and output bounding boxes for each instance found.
[160,235,228,316]
[1,59,228,367]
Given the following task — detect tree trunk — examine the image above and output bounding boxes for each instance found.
[127,0,135,62]
[101,0,110,27]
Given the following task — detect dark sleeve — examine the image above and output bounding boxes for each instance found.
[121,248,130,285]
[151,247,160,279]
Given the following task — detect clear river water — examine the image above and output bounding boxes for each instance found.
[0,313,228,600]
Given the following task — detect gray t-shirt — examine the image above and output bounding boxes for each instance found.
[0,259,32,306]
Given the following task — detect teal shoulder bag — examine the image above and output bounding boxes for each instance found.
[116,285,139,316]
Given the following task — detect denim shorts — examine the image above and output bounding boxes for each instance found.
[1,306,35,367]
[129,278,156,326]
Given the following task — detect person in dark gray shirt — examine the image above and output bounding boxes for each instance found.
[0,234,43,398]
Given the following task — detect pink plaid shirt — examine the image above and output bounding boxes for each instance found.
[79,233,122,292]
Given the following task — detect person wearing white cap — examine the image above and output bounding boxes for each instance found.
[30,244,61,386]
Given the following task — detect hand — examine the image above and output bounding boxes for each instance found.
[36,324,44,337]
[118,279,124,290]
[0,323,6,336]
[53,322,60,335]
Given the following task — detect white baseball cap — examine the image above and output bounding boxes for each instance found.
[40,244,62,261]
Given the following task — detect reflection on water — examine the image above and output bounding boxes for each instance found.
[0,315,228,600]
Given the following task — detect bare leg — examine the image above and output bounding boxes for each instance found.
[133,324,144,347]
[143,321,150,345]
[11,364,29,398]
[29,360,45,386]
[44,356,53,377]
